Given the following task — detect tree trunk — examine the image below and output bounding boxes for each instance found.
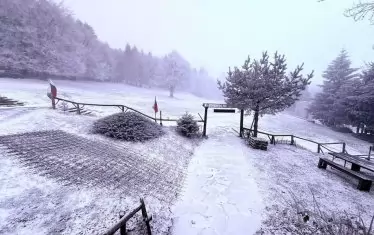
[253,104,260,137]
[169,86,174,98]
[356,123,360,134]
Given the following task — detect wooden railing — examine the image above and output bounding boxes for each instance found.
[53,96,204,123]
[104,198,152,235]
[242,127,348,154]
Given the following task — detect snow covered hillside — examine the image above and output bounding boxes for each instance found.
[1,78,374,234]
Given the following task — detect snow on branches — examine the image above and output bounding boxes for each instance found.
[218,51,313,136]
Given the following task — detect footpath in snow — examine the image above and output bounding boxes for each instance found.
[172,127,263,235]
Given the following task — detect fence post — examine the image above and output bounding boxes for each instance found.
[317,143,321,153]
[77,103,81,115]
[290,135,294,145]
[342,143,346,153]
[119,211,127,235]
[51,97,56,109]
[271,135,275,145]
[160,111,163,126]
[368,146,372,160]
[140,198,152,235]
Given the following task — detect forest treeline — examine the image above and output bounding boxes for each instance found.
[0,0,221,98]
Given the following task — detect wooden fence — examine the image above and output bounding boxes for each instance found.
[53,96,204,124]
[104,198,152,235]
[242,127,371,157]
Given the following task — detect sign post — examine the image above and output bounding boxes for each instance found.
[239,109,244,137]
[203,106,208,137]
[202,103,240,137]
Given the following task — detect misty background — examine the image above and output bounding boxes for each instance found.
[61,0,373,86]
[1,0,373,99]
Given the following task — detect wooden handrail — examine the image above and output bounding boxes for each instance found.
[243,127,348,154]
[103,204,143,235]
[103,198,152,235]
[54,96,204,123]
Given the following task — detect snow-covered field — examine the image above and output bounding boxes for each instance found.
[0,78,373,235]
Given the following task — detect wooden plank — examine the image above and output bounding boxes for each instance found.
[319,157,374,181]
[329,152,374,172]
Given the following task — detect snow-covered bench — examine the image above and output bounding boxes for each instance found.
[247,136,268,151]
[318,157,373,191]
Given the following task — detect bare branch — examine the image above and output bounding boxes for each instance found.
[345,1,374,23]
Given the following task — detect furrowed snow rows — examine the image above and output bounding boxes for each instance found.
[0,130,186,203]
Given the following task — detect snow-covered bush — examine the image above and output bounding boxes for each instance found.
[331,126,353,133]
[176,113,200,137]
[93,112,164,142]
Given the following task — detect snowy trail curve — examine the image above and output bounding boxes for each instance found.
[172,127,263,235]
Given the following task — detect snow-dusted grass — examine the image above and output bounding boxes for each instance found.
[0,78,205,234]
[1,78,374,234]
[246,144,374,233]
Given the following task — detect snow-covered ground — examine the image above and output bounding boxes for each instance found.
[172,127,263,235]
[1,78,374,234]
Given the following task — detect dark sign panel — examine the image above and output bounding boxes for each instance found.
[213,109,236,113]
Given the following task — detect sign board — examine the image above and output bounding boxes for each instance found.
[213,109,236,113]
[202,103,229,108]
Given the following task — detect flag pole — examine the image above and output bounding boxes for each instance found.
[155,111,157,123]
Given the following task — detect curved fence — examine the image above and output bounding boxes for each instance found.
[51,96,204,124]
[242,127,370,158]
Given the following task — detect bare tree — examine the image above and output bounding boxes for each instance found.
[319,0,374,23]
[345,1,374,23]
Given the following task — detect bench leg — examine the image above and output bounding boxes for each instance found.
[318,159,327,169]
[351,163,361,172]
[358,179,372,191]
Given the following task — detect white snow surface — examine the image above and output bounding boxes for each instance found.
[1,78,374,234]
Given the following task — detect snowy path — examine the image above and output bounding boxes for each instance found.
[172,127,263,235]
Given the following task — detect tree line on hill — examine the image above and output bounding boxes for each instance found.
[0,0,221,98]
[308,49,374,134]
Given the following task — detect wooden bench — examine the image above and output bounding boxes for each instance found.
[318,157,373,191]
[247,136,268,151]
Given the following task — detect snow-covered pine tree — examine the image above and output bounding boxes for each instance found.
[340,63,374,133]
[309,49,359,126]
[218,51,313,137]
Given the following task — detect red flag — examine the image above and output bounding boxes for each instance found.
[153,97,158,113]
[49,79,57,98]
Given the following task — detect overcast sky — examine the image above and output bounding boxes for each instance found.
[61,0,373,84]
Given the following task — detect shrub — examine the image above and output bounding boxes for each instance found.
[176,113,200,137]
[331,126,353,133]
[353,133,374,144]
[92,112,164,142]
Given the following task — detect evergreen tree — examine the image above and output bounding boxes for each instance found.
[340,63,374,132]
[218,51,313,137]
[309,49,359,126]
